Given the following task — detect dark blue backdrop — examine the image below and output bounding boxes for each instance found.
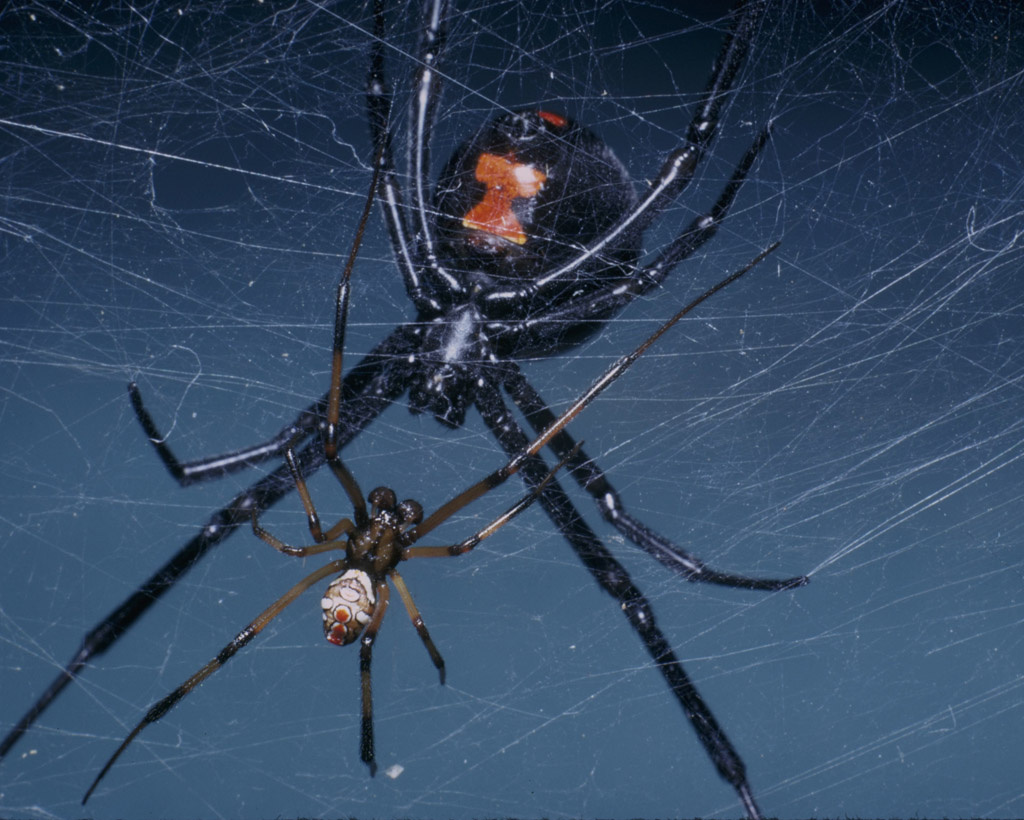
[2,1,1021,817]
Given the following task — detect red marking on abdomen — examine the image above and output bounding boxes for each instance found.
[462,153,546,244]
[537,110,567,128]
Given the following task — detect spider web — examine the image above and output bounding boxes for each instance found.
[1,1,1022,817]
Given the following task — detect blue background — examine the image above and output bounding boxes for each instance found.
[1,1,1022,817]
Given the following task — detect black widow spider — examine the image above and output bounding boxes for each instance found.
[1,0,806,816]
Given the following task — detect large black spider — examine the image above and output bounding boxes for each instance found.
[2,0,806,816]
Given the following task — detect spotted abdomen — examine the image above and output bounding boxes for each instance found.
[321,570,375,646]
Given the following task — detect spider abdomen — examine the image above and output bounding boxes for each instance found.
[322,570,376,646]
[434,110,639,294]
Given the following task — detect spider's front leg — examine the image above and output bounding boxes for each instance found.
[127,380,323,486]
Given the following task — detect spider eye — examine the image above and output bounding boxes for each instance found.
[321,570,375,646]
[434,110,639,288]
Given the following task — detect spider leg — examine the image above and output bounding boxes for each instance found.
[286,446,365,543]
[395,449,578,690]
[359,579,391,776]
[503,366,807,590]
[82,558,348,804]
[635,126,771,298]
[128,381,322,486]
[405,0,460,295]
[292,282,368,543]
[367,0,456,313]
[286,312,375,542]
[251,507,353,557]
[389,569,445,683]
[405,440,578,557]
[474,383,764,820]
[128,128,385,493]
[367,0,420,307]
[0,326,419,762]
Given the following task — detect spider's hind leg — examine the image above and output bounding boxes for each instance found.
[473,381,766,820]
[503,364,807,591]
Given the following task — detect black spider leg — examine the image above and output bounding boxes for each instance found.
[128,384,323,485]
[126,0,442,489]
[503,365,806,590]
[474,383,764,820]
[367,0,456,313]
[127,127,397,489]
[126,149,403,488]
[404,0,456,295]
[483,0,766,316]
[128,0,450,488]
[0,326,419,761]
